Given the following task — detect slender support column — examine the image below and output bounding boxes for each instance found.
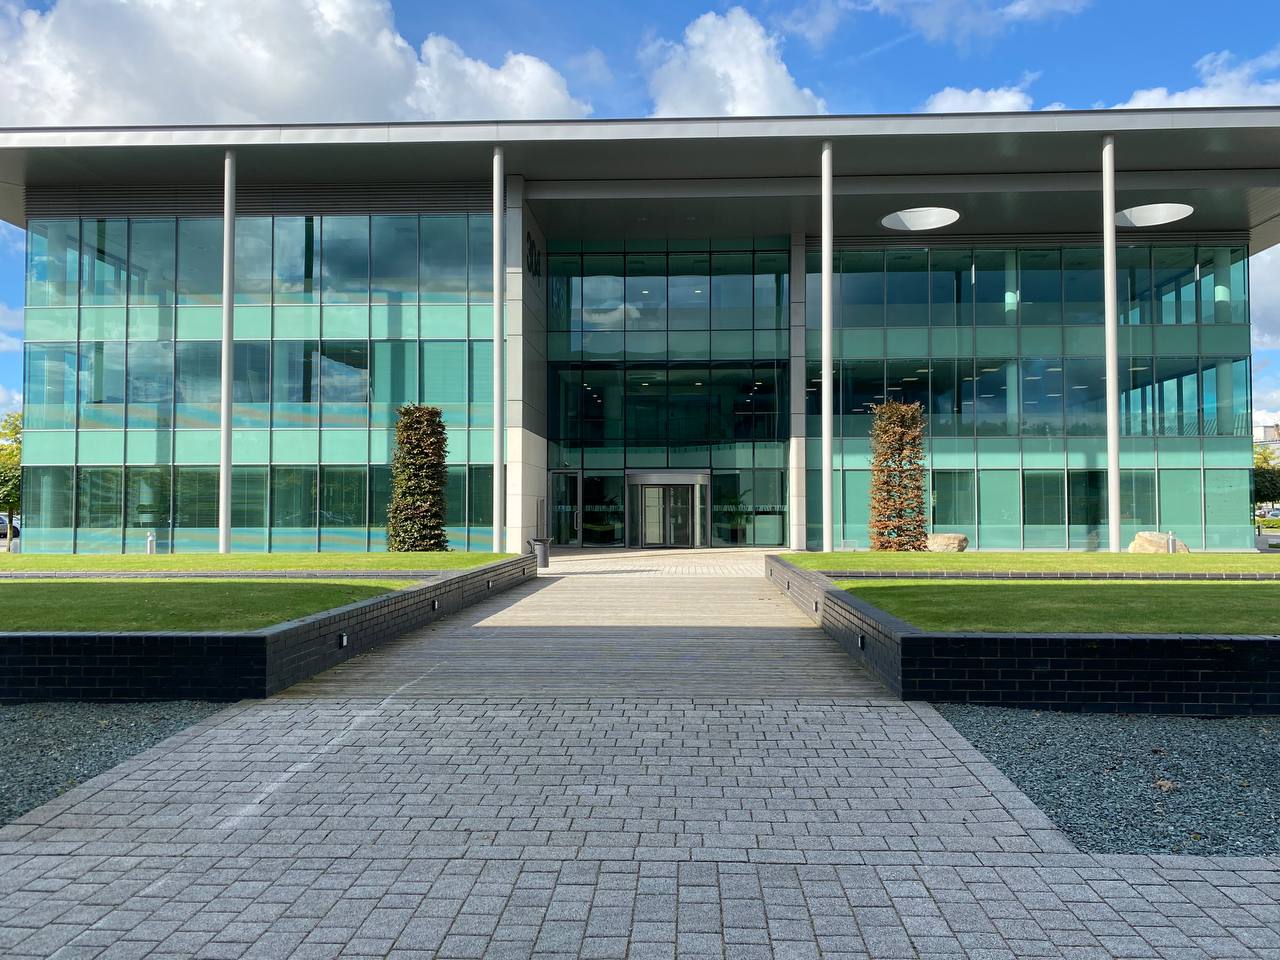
[217,149,236,554]
[492,146,506,553]
[1005,362,1020,437]
[1003,250,1018,323]
[820,140,835,553]
[788,230,807,551]
[1213,248,1233,325]
[1102,135,1121,553]
[1215,359,1235,436]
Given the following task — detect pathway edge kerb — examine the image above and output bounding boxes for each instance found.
[766,555,911,697]
[767,554,1280,715]
[818,568,1280,581]
[0,554,537,703]
[0,569,447,580]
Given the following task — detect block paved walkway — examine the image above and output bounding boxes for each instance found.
[1,550,1278,959]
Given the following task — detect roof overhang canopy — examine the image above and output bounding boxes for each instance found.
[1,107,1279,250]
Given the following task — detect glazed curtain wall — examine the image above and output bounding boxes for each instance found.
[546,241,790,546]
[22,215,495,553]
[805,244,1253,550]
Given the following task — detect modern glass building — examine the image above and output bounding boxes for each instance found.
[2,108,1275,552]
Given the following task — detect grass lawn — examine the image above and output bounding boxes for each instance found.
[0,552,509,573]
[0,579,407,631]
[838,579,1280,634]
[788,550,1278,574]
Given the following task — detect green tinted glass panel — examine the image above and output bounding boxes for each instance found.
[177,218,223,305]
[978,469,1020,548]
[321,216,369,303]
[234,216,273,304]
[1158,468,1203,549]
[1204,469,1251,549]
[24,343,77,430]
[273,217,321,305]
[1022,469,1065,548]
[26,221,79,308]
[80,219,128,306]
[128,218,176,307]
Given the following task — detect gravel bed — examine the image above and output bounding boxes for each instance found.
[938,704,1280,856]
[0,701,225,826]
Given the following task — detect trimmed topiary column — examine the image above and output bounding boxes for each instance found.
[387,404,450,552]
[869,400,927,551]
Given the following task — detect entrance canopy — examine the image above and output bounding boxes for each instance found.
[1,107,1279,249]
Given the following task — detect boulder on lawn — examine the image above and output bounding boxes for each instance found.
[927,533,969,552]
[1127,530,1191,554]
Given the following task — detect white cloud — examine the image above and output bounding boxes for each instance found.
[407,35,589,120]
[0,304,20,353]
[567,48,614,88]
[779,0,1087,48]
[0,0,589,125]
[0,384,20,413]
[1250,248,1280,350]
[646,7,825,117]
[922,72,1038,112]
[777,0,854,49]
[1114,47,1280,109]
[869,0,1088,44]
[0,223,22,257]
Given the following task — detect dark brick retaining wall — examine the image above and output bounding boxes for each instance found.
[0,555,535,703]
[767,555,1280,715]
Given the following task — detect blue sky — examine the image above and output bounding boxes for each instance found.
[1,0,1279,423]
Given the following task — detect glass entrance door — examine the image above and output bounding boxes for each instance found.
[667,485,692,546]
[640,485,694,548]
[550,471,627,547]
[550,473,578,546]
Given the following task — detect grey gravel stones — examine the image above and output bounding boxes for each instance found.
[938,703,1280,855]
[0,700,224,826]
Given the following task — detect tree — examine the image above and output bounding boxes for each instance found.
[1255,445,1280,506]
[386,404,450,552]
[0,412,20,551]
[868,400,927,551]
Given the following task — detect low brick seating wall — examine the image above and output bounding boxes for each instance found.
[767,555,1280,716]
[0,554,536,703]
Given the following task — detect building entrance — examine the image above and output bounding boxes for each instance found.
[548,471,710,548]
[639,485,694,547]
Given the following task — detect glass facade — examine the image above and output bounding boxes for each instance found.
[22,215,496,553]
[546,242,790,547]
[805,244,1253,550]
[21,217,1256,554]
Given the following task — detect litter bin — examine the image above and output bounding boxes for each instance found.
[528,537,552,569]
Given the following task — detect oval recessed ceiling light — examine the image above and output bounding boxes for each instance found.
[880,206,960,232]
[1115,202,1193,228]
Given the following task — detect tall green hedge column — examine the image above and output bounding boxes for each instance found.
[387,405,450,552]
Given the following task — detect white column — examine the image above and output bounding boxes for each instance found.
[217,149,236,554]
[1102,134,1121,553]
[1215,359,1235,436]
[788,230,807,551]
[1003,250,1018,323]
[1005,363,1019,437]
[820,141,835,553]
[1213,248,1233,325]
[492,146,506,553]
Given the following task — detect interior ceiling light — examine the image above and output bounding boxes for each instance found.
[1115,202,1193,228]
[880,206,960,232]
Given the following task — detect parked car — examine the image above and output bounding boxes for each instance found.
[0,516,19,539]
[1269,510,1280,520]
